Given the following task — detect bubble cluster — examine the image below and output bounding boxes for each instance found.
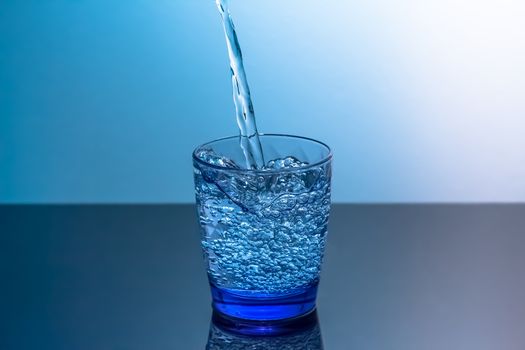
[196,148,240,169]
[194,153,331,294]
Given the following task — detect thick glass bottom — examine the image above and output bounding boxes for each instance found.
[210,283,318,321]
[211,308,320,337]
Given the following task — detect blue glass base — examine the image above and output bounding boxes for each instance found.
[210,283,318,321]
[211,308,319,336]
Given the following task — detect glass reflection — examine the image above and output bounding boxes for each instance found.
[206,311,324,349]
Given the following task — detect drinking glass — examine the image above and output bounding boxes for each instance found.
[193,134,332,322]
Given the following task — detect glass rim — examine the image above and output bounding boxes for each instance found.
[192,133,333,174]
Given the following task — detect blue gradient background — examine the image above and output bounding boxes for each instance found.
[1,0,524,203]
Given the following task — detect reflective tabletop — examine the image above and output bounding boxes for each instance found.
[1,205,524,349]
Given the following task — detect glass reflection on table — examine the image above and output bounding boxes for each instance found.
[206,310,324,349]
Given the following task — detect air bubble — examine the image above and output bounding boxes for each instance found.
[195,157,330,293]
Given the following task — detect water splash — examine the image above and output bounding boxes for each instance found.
[216,0,265,169]
[194,154,331,294]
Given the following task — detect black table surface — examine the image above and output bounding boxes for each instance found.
[1,204,524,349]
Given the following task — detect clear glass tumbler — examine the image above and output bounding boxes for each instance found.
[193,134,332,322]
